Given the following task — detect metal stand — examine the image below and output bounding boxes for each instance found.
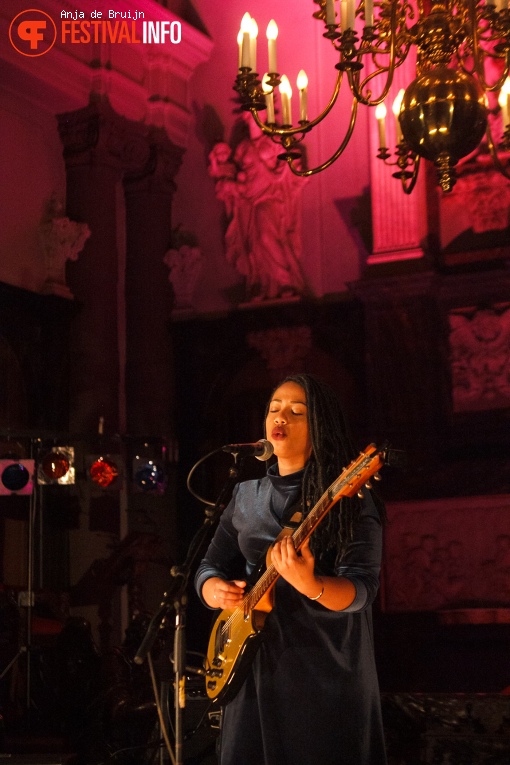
[0,445,38,720]
[134,452,244,765]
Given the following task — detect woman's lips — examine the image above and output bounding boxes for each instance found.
[271,429,286,439]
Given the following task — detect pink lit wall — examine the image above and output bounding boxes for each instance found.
[0,0,429,308]
[174,0,375,310]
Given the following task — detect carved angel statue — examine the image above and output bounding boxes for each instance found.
[208,115,306,302]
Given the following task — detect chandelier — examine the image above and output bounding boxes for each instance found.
[234,0,510,193]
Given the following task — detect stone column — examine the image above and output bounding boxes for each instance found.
[58,95,151,435]
[123,127,183,438]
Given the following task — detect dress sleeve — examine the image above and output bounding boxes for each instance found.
[194,484,247,608]
[333,491,383,613]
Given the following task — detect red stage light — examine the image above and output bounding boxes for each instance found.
[89,456,119,488]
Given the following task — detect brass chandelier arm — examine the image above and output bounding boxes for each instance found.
[251,70,344,137]
[399,154,421,195]
[285,97,359,177]
[354,0,413,105]
[468,0,510,92]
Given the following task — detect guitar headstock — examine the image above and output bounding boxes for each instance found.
[331,443,387,500]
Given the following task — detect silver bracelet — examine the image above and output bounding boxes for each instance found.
[308,577,324,601]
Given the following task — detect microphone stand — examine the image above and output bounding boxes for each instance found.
[134,450,244,765]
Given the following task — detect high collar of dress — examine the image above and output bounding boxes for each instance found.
[266,462,304,493]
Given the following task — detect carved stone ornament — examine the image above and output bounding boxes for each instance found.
[449,306,510,412]
[383,494,510,613]
[208,117,306,302]
[39,195,91,299]
[247,326,312,381]
[451,168,510,234]
[163,244,203,310]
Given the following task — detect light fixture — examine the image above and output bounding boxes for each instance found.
[234,2,510,193]
[0,459,35,495]
[132,457,166,494]
[88,455,120,488]
[37,446,75,485]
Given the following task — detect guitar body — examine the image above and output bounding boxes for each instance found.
[205,605,268,704]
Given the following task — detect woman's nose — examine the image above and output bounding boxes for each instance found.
[274,413,287,424]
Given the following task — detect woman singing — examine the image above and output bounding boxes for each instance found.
[195,374,387,765]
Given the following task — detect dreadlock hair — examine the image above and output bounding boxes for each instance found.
[265,373,386,568]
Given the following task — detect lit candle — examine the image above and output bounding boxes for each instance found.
[249,17,258,71]
[499,77,510,129]
[365,0,374,27]
[375,102,387,147]
[326,0,336,24]
[241,12,252,69]
[297,70,309,122]
[279,74,292,125]
[392,89,405,144]
[237,29,243,69]
[267,20,278,73]
[347,0,356,30]
[262,74,275,124]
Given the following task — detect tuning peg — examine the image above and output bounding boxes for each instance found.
[373,472,382,481]
[357,489,364,498]
[365,480,373,489]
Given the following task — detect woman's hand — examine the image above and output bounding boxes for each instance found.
[201,576,246,610]
[270,537,322,599]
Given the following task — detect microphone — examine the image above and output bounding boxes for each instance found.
[222,439,274,461]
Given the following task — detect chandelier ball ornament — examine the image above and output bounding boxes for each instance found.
[399,68,489,192]
[234,0,510,194]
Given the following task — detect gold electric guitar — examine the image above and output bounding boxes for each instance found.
[204,442,388,705]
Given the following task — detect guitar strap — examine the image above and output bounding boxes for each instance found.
[280,496,303,529]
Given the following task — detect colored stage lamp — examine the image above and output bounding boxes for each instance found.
[0,459,35,495]
[37,447,75,485]
[133,459,166,493]
[89,456,120,488]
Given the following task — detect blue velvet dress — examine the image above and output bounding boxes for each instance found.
[195,465,387,765]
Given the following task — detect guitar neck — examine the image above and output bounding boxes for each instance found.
[244,447,383,613]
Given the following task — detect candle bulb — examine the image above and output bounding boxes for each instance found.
[340,0,348,31]
[249,17,258,72]
[267,19,278,73]
[326,0,336,24]
[279,74,292,125]
[262,74,275,123]
[241,12,252,69]
[365,0,374,26]
[375,102,387,147]
[297,70,309,122]
[347,0,355,30]
[499,77,510,129]
[237,29,243,70]
[392,89,405,144]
